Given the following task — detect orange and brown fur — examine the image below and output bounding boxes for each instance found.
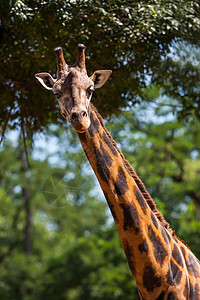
[35,45,200,299]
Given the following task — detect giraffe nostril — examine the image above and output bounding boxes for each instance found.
[82,111,87,118]
[71,111,87,120]
[71,112,78,120]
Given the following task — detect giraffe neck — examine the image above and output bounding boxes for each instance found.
[78,103,200,299]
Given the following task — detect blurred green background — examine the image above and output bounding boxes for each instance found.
[0,1,200,299]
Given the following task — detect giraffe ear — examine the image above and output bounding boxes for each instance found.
[90,70,112,89]
[35,72,56,90]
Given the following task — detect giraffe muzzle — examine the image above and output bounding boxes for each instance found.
[70,110,90,133]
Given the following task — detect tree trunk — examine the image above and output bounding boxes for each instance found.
[23,186,32,254]
[18,136,32,255]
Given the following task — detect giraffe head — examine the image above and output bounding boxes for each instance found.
[35,44,112,133]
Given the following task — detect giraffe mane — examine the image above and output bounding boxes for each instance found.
[91,104,182,237]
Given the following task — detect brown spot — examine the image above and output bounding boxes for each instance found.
[151,212,158,229]
[161,227,169,244]
[185,253,200,278]
[183,280,189,298]
[122,238,136,275]
[189,283,200,299]
[166,260,182,285]
[104,192,119,224]
[120,203,140,234]
[134,186,148,215]
[138,239,149,254]
[93,142,113,182]
[114,166,128,196]
[148,225,168,266]
[166,292,176,300]
[88,111,100,137]
[143,264,162,292]
[156,290,165,300]
[103,131,118,157]
[172,243,184,267]
[180,246,186,259]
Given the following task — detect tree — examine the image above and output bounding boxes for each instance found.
[0,0,200,139]
[0,128,138,299]
[1,2,200,297]
[150,40,200,121]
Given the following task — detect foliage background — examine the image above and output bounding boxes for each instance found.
[0,1,200,299]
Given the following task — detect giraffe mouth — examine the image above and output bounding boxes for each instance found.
[71,117,91,133]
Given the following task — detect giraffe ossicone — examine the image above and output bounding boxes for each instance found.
[35,44,200,300]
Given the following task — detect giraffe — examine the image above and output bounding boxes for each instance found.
[35,44,200,299]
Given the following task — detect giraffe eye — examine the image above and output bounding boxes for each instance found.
[87,86,94,98]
